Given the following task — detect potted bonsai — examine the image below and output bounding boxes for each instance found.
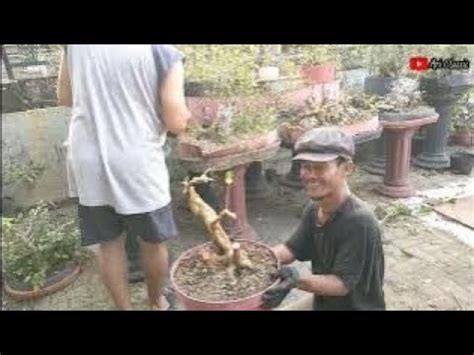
[2,203,81,301]
[170,171,279,310]
[255,46,304,94]
[336,45,371,91]
[179,45,259,96]
[418,45,473,98]
[364,45,411,96]
[178,101,280,159]
[279,91,381,146]
[364,45,415,175]
[180,45,224,97]
[177,45,261,125]
[257,47,281,81]
[449,89,473,147]
[376,77,436,120]
[298,45,337,84]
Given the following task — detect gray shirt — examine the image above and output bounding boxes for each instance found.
[66,45,183,214]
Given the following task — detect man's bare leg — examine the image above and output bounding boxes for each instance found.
[96,234,132,310]
[139,238,169,310]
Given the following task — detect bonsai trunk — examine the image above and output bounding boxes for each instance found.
[182,171,254,281]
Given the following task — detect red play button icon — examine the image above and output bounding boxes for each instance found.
[409,57,430,71]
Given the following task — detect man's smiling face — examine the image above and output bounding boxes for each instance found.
[300,158,352,200]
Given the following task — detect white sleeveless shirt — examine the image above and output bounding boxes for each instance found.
[66,45,183,214]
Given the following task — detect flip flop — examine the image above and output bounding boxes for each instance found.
[150,296,170,311]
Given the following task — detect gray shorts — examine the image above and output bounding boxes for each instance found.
[78,203,178,246]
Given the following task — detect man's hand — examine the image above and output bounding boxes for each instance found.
[261,266,301,309]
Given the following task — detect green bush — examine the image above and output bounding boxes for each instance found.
[2,203,81,290]
[451,88,474,132]
[186,103,277,144]
[335,45,371,71]
[177,45,260,97]
[231,103,277,136]
[3,160,45,186]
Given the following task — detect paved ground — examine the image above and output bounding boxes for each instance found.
[3,147,473,310]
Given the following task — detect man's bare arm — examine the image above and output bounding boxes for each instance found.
[297,274,349,297]
[160,63,191,135]
[57,48,73,107]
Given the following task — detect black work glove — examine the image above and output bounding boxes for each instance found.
[261,266,301,309]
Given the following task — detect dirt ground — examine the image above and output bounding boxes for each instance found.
[2,147,473,310]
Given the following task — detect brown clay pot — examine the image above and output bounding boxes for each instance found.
[170,240,279,310]
[450,128,474,147]
[300,64,336,84]
[5,263,81,301]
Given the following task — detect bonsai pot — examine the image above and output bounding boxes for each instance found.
[258,66,280,81]
[450,128,474,147]
[412,129,426,158]
[178,130,280,160]
[5,263,81,301]
[170,240,279,310]
[300,63,336,84]
[420,74,473,101]
[450,152,474,175]
[185,81,224,97]
[278,116,380,147]
[364,76,397,96]
[363,75,398,175]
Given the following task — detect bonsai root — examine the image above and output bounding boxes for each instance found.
[232,243,253,270]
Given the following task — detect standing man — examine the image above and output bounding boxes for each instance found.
[262,128,385,310]
[57,45,191,310]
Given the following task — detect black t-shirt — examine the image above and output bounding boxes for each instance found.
[285,195,385,310]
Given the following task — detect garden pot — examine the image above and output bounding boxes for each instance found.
[420,74,473,100]
[5,263,81,301]
[450,129,474,147]
[300,63,336,84]
[340,68,370,91]
[185,81,223,97]
[363,76,397,175]
[257,76,303,94]
[278,116,380,147]
[450,152,474,175]
[364,76,397,96]
[178,130,280,159]
[170,240,279,310]
[412,129,426,158]
[258,66,280,81]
